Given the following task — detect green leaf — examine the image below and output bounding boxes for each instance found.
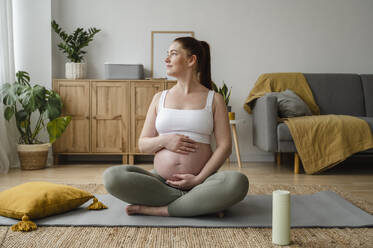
[4,107,14,120]
[46,91,62,120]
[226,88,232,105]
[15,110,28,122]
[1,83,18,106]
[1,70,69,144]
[16,71,30,86]
[211,81,219,92]
[211,81,232,106]
[47,116,71,143]
[221,84,228,96]
[20,85,47,113]
[0,83,9,96]
[20,120,29,129]
[51,20,100,63]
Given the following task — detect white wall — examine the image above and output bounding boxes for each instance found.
[13,0,52,167]
[13,0,51,87]
[50,0,373,162]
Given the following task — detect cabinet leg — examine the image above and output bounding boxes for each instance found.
[276,152,281,166]
[122,155,128,164]
[294,152,300,174]
[53,154,59,165]
[129,155,135,165]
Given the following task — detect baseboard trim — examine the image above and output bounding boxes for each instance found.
[229,153,274,162]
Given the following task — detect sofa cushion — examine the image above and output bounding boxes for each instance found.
[277,116,373,142]
[360,75,373,117]
[357,117,373,131]
[303,74,365,116]
[266,90,312,118]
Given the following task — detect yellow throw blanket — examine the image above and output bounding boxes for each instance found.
[285,115,373,174]
[243,73,320,115]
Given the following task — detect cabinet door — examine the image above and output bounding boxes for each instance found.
[130,81,164,153]
[166,80,177,89]
[92,81,130,153]
[53,80,90,153]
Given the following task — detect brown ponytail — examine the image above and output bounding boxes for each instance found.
[199,41,212,90]
[174,37,212,89]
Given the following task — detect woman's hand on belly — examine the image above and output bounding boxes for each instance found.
[166,173,203,190]
[162,134,198,154]
[154,143,212,182]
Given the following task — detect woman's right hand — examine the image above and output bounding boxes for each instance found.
[163,134,198,154]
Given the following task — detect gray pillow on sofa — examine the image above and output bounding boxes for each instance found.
[267,89,312,118]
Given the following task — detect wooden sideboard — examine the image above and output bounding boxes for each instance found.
[52,79,177,165]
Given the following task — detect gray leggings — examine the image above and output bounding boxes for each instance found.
[103,165,249,217]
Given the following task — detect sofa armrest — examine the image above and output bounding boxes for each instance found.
[252,95,278,152]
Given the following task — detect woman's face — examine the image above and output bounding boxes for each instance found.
[165,42,193,78]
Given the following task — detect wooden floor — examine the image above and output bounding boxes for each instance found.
[1,156,373,204]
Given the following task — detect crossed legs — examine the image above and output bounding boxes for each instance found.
[103,165,249,217]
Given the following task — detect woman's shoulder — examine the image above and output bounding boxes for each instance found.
[212,91,224,103]
[152,91,163,103]
[154,90,164,97]
[212,91,225,113]
[149,91,165,114]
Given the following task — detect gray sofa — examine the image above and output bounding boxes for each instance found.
[251,73,373,173]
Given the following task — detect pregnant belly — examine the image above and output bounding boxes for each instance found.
[154,143,212,180]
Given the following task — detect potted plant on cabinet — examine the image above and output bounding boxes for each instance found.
[51,20,101,79]
[0,71,71,170]
[211,81,235,119]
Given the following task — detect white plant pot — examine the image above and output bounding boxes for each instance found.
[65,62,87,79]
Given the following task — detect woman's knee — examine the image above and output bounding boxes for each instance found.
[102,165,132,193]
[225,171,249,201]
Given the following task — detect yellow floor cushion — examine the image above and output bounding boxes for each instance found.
[0,181,107,232]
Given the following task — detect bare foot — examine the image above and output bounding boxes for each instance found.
[126,205,169,216]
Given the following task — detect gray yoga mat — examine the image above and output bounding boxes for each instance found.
[0,191,372,228]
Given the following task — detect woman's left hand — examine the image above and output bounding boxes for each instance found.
[166,174,202,190]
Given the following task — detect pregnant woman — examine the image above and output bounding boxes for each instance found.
[103,37,249,217]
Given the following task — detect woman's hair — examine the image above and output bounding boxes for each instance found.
[174,37,212,89]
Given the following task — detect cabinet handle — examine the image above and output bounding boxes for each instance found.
[93,115,122,120]
[64,115,88,120]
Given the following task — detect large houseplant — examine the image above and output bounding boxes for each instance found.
[51,20,101,79]
[0,71,71,169]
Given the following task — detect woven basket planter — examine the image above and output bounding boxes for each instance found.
[65,62,87,79]
[17,143,50,170]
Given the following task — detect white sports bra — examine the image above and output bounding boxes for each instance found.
[155,90,214,144]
